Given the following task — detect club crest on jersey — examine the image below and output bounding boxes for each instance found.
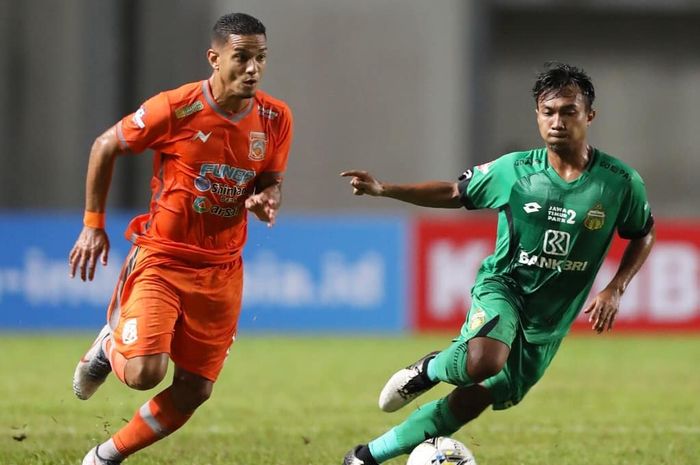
[469,309,486,331]
[249,132,267,161]
[584,203,606,230]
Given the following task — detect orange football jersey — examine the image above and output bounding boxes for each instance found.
[116,80,293,263]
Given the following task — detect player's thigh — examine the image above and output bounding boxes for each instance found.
[482,333,562,410]
[458,289,520,348]
[171,258,243,382]
[110,247,181,359]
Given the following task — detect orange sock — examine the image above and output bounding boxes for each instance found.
[110,388,192,458]
[104,338,128,384]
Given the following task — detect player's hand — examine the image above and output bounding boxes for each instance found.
[245,192,279,227]
[340,170,384,196]
[69,226,110,281]
[583,287,622,334]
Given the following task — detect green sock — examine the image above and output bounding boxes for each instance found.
[368,397,464,463]
[427,341,473,386]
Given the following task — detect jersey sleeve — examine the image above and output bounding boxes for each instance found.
[116,92,172,154]
[617,171,654,239]
[264,105,294,174]
[457,156,516,210]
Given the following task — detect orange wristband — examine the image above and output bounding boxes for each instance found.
[83,211,106,229]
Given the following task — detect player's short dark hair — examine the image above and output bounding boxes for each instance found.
[212,13,266,45]
[532,62,595,110]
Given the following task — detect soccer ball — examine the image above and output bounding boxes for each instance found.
[406,437,477,465]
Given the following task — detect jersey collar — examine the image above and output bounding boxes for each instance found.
[201,80,254,123]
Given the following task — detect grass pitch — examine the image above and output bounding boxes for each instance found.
[0,333,698,465]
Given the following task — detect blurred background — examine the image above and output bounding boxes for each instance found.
[1,3,700,464]
[0,0,699,333]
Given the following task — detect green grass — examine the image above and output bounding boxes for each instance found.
[0,334,698,465]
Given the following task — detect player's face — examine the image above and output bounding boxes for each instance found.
[210,34,267,99]
[536,87,595,154]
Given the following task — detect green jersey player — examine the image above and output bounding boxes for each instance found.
[340,63,656,465]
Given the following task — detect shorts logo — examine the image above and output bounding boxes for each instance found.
[584,203,606,230]
[469,309,486,331]
[543,229,571,256]
[122,318,138,345]
[248,132,267,161]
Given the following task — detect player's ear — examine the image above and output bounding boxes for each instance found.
[207,48,220,71]
[587,108,596,125]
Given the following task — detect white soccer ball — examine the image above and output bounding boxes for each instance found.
[406,437,477,465]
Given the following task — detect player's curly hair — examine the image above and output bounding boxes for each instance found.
[212,13,266,44]
[532,62,595,110]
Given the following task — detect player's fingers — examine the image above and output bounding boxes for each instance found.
[340,170,368,178]
[582,300,595,314]
[352,180,374,193]
[587,301,600,322]
[595,307,611,333]
[79,252,89,282]
[69,249,81,278]
[101,243,110,266]
[353,187,364,196]
[87,252,98,281]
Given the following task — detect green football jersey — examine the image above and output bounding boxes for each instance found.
[458,147,653,343]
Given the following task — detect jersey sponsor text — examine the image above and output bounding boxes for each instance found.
[518,250,588,271]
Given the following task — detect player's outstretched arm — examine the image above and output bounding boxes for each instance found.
[340,170,461,208]
[69,125,125,281]
[584,225,656,333]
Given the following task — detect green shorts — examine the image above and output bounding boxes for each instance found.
[451,287,562,410]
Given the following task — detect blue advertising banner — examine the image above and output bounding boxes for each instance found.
[0,212,407,332]
[241,215,407,332]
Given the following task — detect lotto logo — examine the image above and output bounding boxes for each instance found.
[543,230,570,256]
[523,202,542,213]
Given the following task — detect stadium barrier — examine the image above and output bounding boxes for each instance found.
[1,212,697,332]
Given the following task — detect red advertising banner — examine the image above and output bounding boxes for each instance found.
[412,216,700,333]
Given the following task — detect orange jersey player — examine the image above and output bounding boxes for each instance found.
[68,13,293,465]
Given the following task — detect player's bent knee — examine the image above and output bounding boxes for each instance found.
[172,379,214,412]
[467,357,504,383]
[466,338,509,383]
[125,355,169,390]
[171,369,214,411]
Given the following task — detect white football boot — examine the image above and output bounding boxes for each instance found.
[81,446,122,465]
[73,324,112,400]
[378,351,440,412]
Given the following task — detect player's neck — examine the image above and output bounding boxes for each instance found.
[547,144,592,181]
[208,77,252,114]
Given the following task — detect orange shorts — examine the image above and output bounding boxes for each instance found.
[106,246,242,381]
